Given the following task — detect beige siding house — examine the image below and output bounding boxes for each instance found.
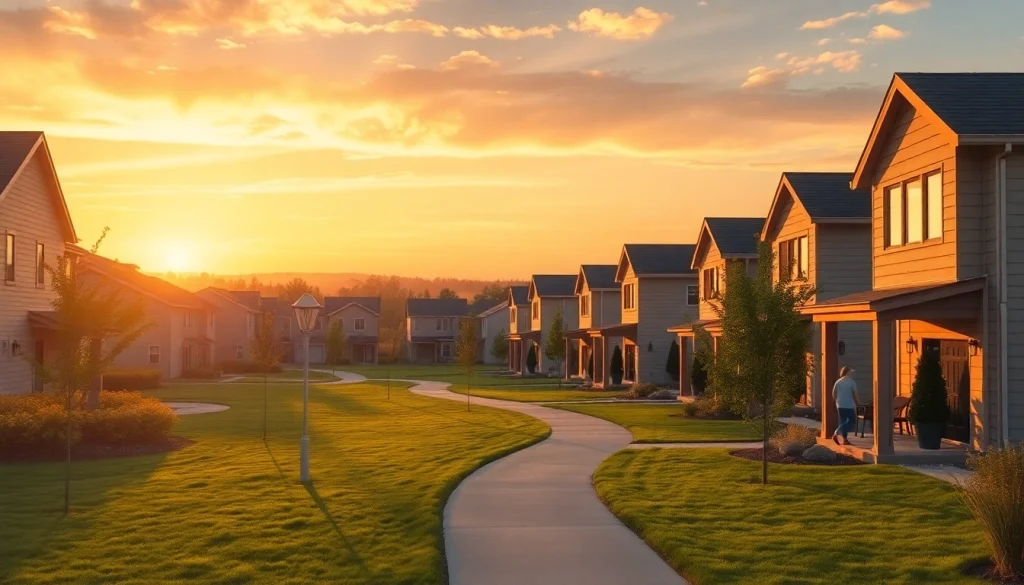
[406,298,468,363]
[591,244,696,387]
[760,173,873,408]
[803,72,1024,462]
[0,132,80,394]
[566,265,620,379]
[523,275,579,375]
[197,288,260,366]
[324,297,381,364]
[506,285,531,373]
[476,301,509,365]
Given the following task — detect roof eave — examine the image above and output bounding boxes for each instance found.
[958,134,1024,145]
[812,217,872,224]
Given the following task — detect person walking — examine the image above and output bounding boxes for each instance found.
[832,366,859,446]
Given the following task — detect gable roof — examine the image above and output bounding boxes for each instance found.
[761,173,871,240]
[529,275,577,298]
[198,287,259,312]
[324,296,381,316]
[80,254,207,309]
[476,301,507,318]
[853,72,1024,190]
[508,285,529,307]
[406,297,468,317]
[576,265,619,294]
[229,290,262,310]
[0,131,77,243]
[704,217,764,256]
[616,244,696,281]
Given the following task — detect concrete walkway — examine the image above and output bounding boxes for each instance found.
[628,441,761,450]
[163,402,230,415]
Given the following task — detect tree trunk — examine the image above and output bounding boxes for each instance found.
[85,338,103,410]
[762,412,769,485]
[466,373,471,411]
[263,373,268,441]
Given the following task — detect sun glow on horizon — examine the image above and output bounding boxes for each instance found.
[163,243,194,273]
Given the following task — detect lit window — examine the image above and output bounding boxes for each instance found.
[926,172,943,240]
[885,170,943,248]
[5,233,15,283]
[35,243,45,287]
[887,184,904,247]
[623,283,636,309]
[580,295,590,317]
[906,179,923,244]
[702,268,719,299]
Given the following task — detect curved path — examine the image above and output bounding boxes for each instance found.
[327,371,687,585]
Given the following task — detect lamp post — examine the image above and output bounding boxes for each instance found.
[292,293,322,483]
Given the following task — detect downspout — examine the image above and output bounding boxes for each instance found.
[997,143,1013,447]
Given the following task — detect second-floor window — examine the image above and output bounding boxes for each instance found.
[149,345,160,364]
[436,318,450,332]
[236,345,244,359]
[414,319,422,331]
[779,236,809,282]
[532,301,539,319]
[702,268,720,300]
[354,318,366,331]
[885,170,943,248]
[580,295,590,317]
[35,243,45,287]
[686,284,699,306]
[623,283,636,310]
[5,233,15,283]
[184,311,193,327]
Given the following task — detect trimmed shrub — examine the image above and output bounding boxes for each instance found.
[0,394,73,455]
[625,383,661,399]
[103,368,162,390]
[771,424,819,457]
[681,402,699,417]
[526,345,538,374]
[181,368,221,380]
[610,346,624,385]
[666,340,680,383]
[79,392,178,446]
[690,352,709,395]
[959,446,1024,579]
[693,394,728,419]
[909,346,949,425]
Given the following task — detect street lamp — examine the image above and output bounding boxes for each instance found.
[292,293,322,483]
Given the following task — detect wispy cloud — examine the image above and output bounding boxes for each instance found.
[568,7,672,40]
[800,0,930,30]
[869,24,907,40]
[439,50,498,71]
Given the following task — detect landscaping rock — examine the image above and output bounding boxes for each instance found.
[802,444,837,463]
[649,389,677,400]
[782,442,806,457]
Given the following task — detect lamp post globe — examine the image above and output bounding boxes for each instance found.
[291,293,322,483]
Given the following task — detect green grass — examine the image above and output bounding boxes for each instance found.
[449,385,627,403]
[337,364,548,386]
[229,370,340,383]
[0,380,549,585]
[551,403,759,443]
[596,449,988,585]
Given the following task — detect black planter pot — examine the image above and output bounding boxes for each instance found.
[611,374,623,385]
[916,422,945,450]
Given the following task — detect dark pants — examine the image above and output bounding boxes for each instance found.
[835,408,857,439]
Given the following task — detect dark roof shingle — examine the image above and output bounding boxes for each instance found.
[899,72,1024,136]
[581,265,618,290]
[704,218,765,256]
[783,172,870,221]
[324,296,382,315]
[509,285,529,305]
[0,131,42,195]
[624,244,696,276]
[531,275,577,297]
[406,298,468,317]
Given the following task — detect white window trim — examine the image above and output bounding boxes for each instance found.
[884,167,944,250]
[354,318,366,332]
[149,345,161,364]
[5,230,16,285]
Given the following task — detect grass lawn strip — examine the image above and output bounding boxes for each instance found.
[552,403,759,443]
[0,380,548,585]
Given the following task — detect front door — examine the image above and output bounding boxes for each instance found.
[925,339,971,442]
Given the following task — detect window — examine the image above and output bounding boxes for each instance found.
[510,306,517,323]
[702,267,719,300]
[686,284,699,306]
[149,345,160,364]
[623,283,636,310]
[532,300,539,319]
[580,295,590,317]
[354,318,365,331]
[778,236,809,282]
[236,345,244,359]
[184,311,193,327]
[35,243,44,287]
[64,255,75,279]
[885,170,943,248]
[441,343,452,358]
[5,233,14,283]
[443,319,450,332]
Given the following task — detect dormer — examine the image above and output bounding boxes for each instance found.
[574,265,619,330]
[615,244,697,325]
[690,218,763,320]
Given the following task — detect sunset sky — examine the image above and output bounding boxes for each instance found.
[3,0,1022,278]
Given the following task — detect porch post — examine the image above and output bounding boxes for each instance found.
[873,319,895,458]
[679,335,691,398]
[820,321,839,439]
[564,337,571,379]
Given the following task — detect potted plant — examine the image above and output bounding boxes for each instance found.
[526,344,538,375]
[908,346,949,450]
[610,345,624,385]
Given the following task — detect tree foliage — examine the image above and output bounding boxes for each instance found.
[666,339,680,382]
[280,277,323,306]
[544,309,566,376]
[491,328,509,362]
[250,313,283,374]
[694,241,815,485]
[438,288,459,300]
[610,345,624,385]
[324,319,347,367]
[909,347,949,424]
[456,318,479,376]
[526,344,538,374]
[472,282,520,307]
[690,348,709,395]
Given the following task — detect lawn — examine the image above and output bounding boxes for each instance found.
[0,380,549,585]
[596,449,988,585]
[551,403,760,443]
[448,385,626,403]
[229,369,340,383]
[336,364,550,386]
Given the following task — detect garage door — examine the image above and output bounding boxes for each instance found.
[300,344,326,365]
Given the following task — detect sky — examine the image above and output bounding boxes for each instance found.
[2,0,1022,278]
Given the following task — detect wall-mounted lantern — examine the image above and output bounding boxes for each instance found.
[838,341,846,356]
[647,342,654,353]
[905,336,918,355]
[968,339,980,357]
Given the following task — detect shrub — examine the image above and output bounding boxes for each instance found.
[666,340,680,383]
[103,368,162,390]
[959,446,1024,579]
[625,383,661,399]
[909,347,949,425]
[181,368,221,380]
[681,402,698,417]
[0,394,74,455]
[770,424,819,457]
[526,345,538,374]
[610,346,624,385]
[690,351,709,395]
[80,392,178,446]
[693,394,727,419]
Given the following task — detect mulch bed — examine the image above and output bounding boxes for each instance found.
[0,436,193,464]
[965,562,1024,584]
[731,445,866,466]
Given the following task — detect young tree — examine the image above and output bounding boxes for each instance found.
[526,344,538,374]
[666,339,681,383]
[690,349,709,395]
[694,241,815,485]
[438,287,459,300]
[456,318,479,410]
[250,313,283,441]
[491,328,509,363]
[544,309,566,386]
[324,319,347,374]
[610,346,624,385]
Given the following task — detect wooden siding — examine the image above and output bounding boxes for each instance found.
[766,194,817,299]
[330,304,380,339]
[479,307,508,365]
[620,265,638,325]
[595,289,621,328]
[1005,152,1024,441]
[508,303,529,336]
[536,297,579,372]
[698,245,723,321]
[636,276,697,385]
[578,285,593,330]
[0,152,68,394]
[815,223,872,301]
[872,103,958,289]
[406,316,460,340]
[197,291,253,365]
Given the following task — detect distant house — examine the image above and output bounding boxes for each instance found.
[566,265,620,379]
[78,254,214,379]
[515,275,578,375]
[475,301,509,365]
[406,298,469,363]
[0,131,81,394]
[197,288,261,366]
[324,296,381,364]
[506,286,531,372]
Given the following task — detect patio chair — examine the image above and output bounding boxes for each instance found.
[893,396,913,436]
[856,404,873,438]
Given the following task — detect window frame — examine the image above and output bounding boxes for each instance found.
[354,318,366,332]
[622,283,636,310]
[184,310,193,327]
[440,343,452,359]
[884,168,944,250]
[149,345,161,364]
[236,345,244,359]
[701,267,719,300]
[35,242,45,288]
[5,232,16,284]
[686,284,699,306]
[532,300,539,319]
[580,294,590,317]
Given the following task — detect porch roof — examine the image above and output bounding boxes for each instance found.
[184,335,214,344]
[589,322,637,338]
[410,336,455,343]
[28,310,59,331]
[668,319,720,334]
[563,328,589,340]
[801,278,985,321]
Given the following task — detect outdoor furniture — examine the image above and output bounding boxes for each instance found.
[893,396,913,436]
[856,404,873,438]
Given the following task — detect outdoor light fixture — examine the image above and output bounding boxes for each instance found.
[905,336,917,354]
[968,339,980,357]
[838,341,846,356]
[648,342,654,352]
[291,293,322,483]
[10,340,20,357]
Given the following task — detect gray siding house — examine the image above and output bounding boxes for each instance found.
[523,275,579,375]
[324,297,382,364]
[406,298,469,363]
[506,285,531,373]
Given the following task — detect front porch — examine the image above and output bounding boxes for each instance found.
[817,431,967,464]
[587,323,635,388]
[668,319,720,400]
[508,330,540,374]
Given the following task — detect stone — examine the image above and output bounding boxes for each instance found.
[802,444,838,463]
[782,442,806,457]
[649,389,676,400]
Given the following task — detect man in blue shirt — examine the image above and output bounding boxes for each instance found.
[831,366,860,446]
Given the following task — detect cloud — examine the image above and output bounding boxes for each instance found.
[374,54,415,69]
[800,11,865,30]
[439,50,498,71]
[817,37,831,46]
[872,0,931,15]
[569,7,672,40]
[742,66,787,89]
[744,50,863,89]
[869,24,906,40]
[455,24,561,40]
[216,38,246,50]
[848,37,867,44]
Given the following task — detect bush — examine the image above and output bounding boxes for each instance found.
[909,347,949,424]
[103,368,162,390]
[526,345,538,374]
[693,395,728,419]
[959,446,1024,579]
[181,368,221,380]
[0,391,177,457]
[770,424,819,457]
[610,346,624,385]
[691,351,709,395]
[625,383,661,399]
[681,402,698,417]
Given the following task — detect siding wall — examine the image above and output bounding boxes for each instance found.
[0,152,67,394]
[766,194,817,301]
[480,308,508,364]
[578,286,593,330]
[536,297,579,372]
[872,102,959,289]
[636,276,696,385]
[406,316,460,339]
[331,304,380,339]
[1004,152,1024,441]
[197,292,252,365]
[508,303,529,335]
[596,289,621,328]
[620,266,638,325]
[697,245,723,321]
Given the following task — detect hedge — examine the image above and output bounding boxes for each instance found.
[103,368,162,390]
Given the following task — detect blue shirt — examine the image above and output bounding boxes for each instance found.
[832,377,858,409]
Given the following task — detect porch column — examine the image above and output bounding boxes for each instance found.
[374,343,379,365]
[820,321,839,439]
[873,319,895,457]
[508,340,514,371]
[679,335,691,398]
[564,337,571,379]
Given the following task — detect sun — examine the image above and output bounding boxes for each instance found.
[164,244,193,273]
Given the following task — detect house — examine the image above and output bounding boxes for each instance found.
[406,298,469,363]
[565,265,620,379]
[78,253,214,380]
[669,219,762,395]
[521,275,578,375]
[760,173,873,407]
[0,131,81,394]
[506,285,531,372]
[801,72,1024,462]
[197,288,262,366]
[591,244,696,387]
[475,301,509,365]
[323,296,381,364]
